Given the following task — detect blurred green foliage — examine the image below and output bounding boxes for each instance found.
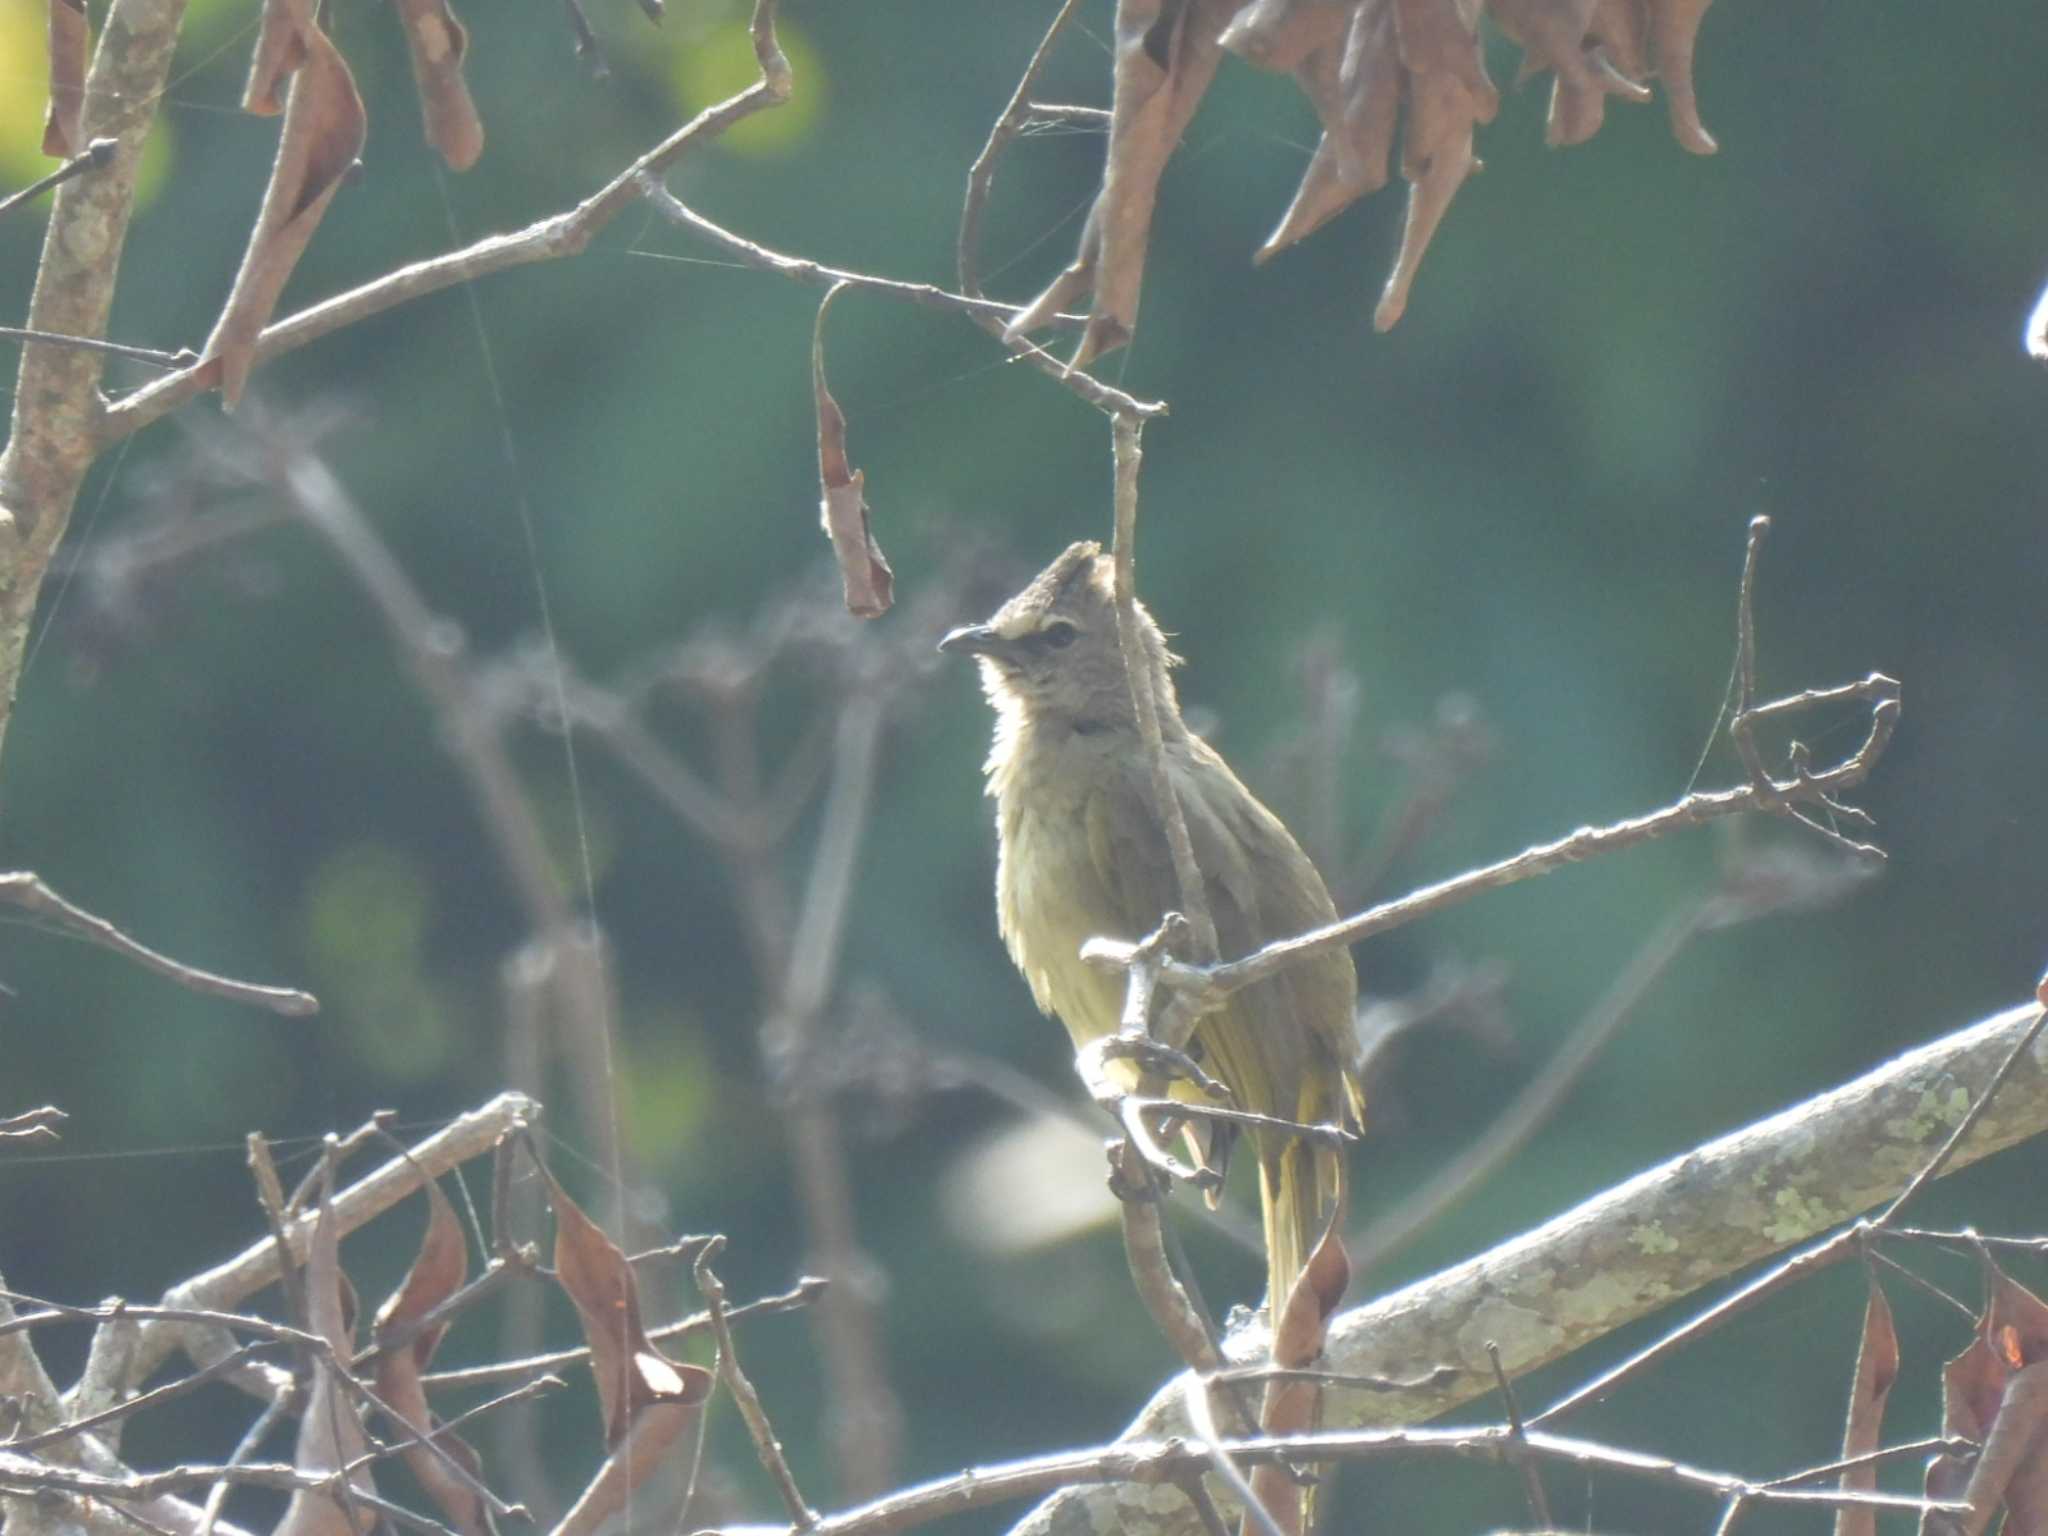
[3,1,2047,1532]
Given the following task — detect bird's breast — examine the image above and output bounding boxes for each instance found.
[993,743,1129,1048]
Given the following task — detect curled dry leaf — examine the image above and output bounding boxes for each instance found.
[813,284,892,619]
[1219,0,1350,71]
[1005,0,1233,368]
[245,0,312,116]
[1372,0,1497,330]
[371,1176,487,1536]
[394,0,484,171]
[546,1168,713,1445]
[1249,1203,1351,1536]
[547,1171,713,1532]
[1647,0,1717,153]
[1833,1278,1897,1536]
[1254,2,1396,259]
[278,1183,377,1536]
[204,0,367,408]
[43,0,89,158]
[1925,1254,2048,1536]
[1012,0,1719,344]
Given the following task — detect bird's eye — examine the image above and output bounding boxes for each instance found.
[1041,620,1079,650]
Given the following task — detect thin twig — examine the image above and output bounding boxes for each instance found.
[1487,1342,1552,1531]
[196,1384,294,1536]
[1163,673,1896,1004]
[761,1423,1963,1536]
[1182,1376,1285,1536]
[634,178,1165,422]
[78,1095,537,1408]
[694,1245,817,1529]
[959,0,1088,300]
[1352,897,1716,1273]
[421,1276,826,1390]
[1873,1001,2048,1226]
[98,0,795,444]
[0,872,317,1016]
[0,138,116,220]
[1109,412,1216,965]
[0,328,195,370]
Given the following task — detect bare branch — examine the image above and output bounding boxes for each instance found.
[0,326,192,369]
[98,0,795,445]
[1109,413,1216,964]
[748,1422,1962,1536]
[0,871,317,1016]
[0,137,116,221]
[1164,670,1897,1005]
[693,1245,816,1530]
[1008,997,2048,1536]
[78,1094,537,1415]
[958,0,1088,300]
[633,178,1166,421]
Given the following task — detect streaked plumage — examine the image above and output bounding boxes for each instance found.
[943,542,1363,1315]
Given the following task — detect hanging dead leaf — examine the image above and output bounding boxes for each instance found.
[1005,0,1233,368]
[1834,1277,1897,1536]
[371,1176,486,1536]
[1255,4,1397,260]
[277,1180,377,1536]
[1248,1182,1350,1536]
[43,0,88,158]
[245,0,314,116]
[552,1399,707,1536]
[394,0,484,170]
[813,284,892,619]
[546,1166,712,1449]
[1219,0,1350,71]
[1923,1253,2048,1536]
[204,9,366,408]
[1644,0,1716,152]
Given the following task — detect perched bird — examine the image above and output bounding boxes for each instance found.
[941,541,1363,1320]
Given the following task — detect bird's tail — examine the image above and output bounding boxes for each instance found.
[1251,1078,1357,1535]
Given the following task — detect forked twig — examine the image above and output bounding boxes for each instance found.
[694,1244,817,1530]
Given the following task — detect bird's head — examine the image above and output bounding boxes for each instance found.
[940,541,1179,734]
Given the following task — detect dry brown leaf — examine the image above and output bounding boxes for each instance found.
[813,285,892,620]
[394,0,483,171]
[1391,0,1498,120]
[1219,0,1350,72]
[245,0,314,116]
[1247,1193,1350,1536]
[1923,1255,2048,1536]
[278,1184,377,1536]
[43,0,88,158]
[546,1167,713,1449]
[1366,0,1495,329]
[1834,1277,1898,1536]
[1644,0,1715,152]
[1488,0,1651,146]
[371,1177,485,1536]
[204,10,366,408]
[1005,0,1233,368]
[551,1399,706,1536]
[1256,4,1397,260]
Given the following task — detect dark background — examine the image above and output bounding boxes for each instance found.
[2,1,2046,1531]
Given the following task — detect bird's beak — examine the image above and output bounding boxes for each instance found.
[938,623,1003,658]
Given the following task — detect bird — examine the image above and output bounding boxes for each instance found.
[941,540,1363,1325]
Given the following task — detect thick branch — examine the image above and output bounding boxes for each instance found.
[0,0,189,760]
[1007,998,2048,1536]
